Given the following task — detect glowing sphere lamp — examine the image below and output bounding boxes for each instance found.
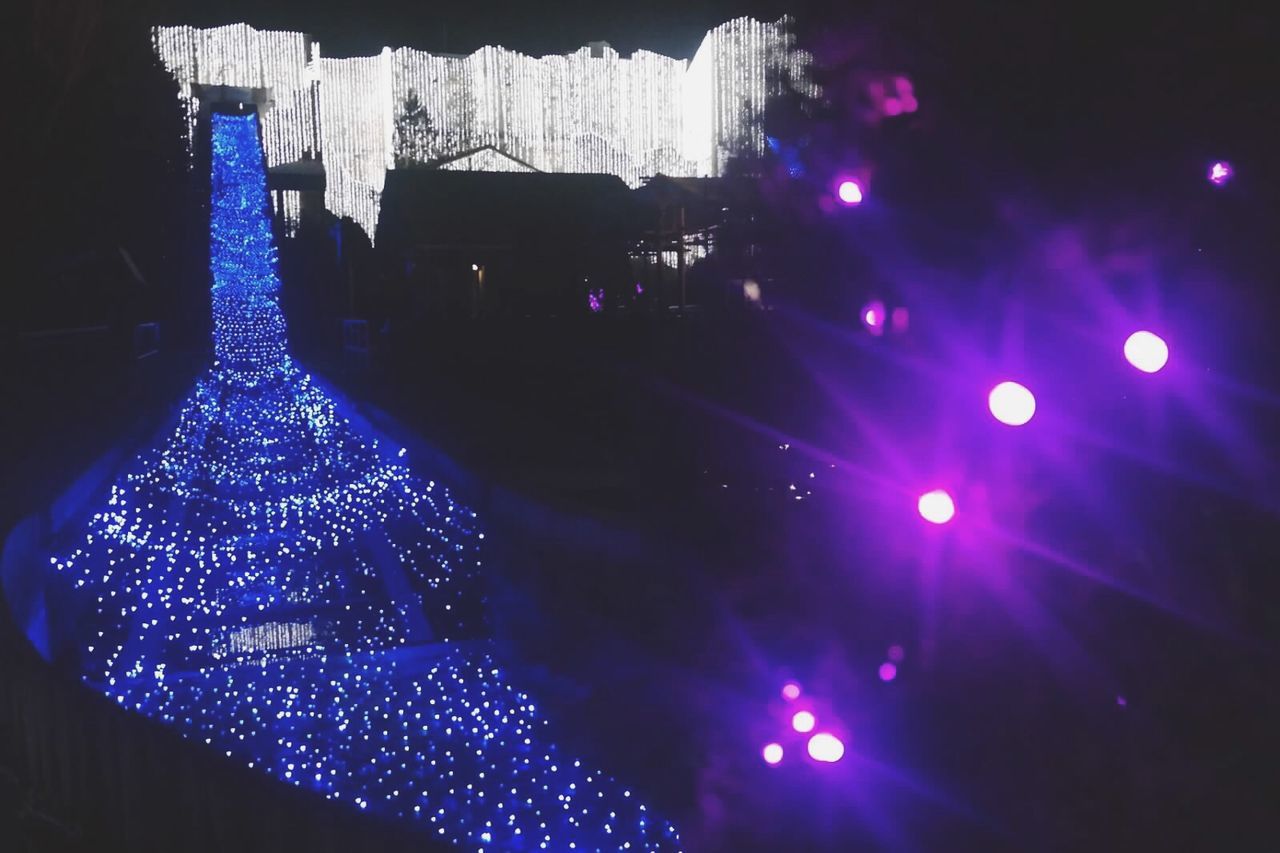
[988,381,1036,426]
[836,179,864,206]
[807,733,845,763]
[1124,331,1169,373]
[918,489,956,524]
[861,300,886,334]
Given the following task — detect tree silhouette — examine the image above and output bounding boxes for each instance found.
[393,89,437,167]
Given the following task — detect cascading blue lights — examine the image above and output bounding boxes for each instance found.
[48,110,678,852]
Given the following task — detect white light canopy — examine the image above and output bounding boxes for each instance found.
[153,17,812,239]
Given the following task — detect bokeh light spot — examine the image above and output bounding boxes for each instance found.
[1208,160,1233,186]
[878,662,897,682]
[836,179,864,205]
[792,710,816,733]
[807,733,845,763]
[762,743,784,765]
[917,489,956,524]
[781,682,801,701]
[1124,331,1169,373]
[890,306,909,333]
[861,300,886,334]
[988,381,1036,426]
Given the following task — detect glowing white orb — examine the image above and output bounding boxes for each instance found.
[781,682,801,701]
[762,743,784,765]
[988,381,1036,426]
[1124,331,1169,373]
[861,300,886,335]
[918,489,956,524]
[807,732,845,763]
[837,179,863,205]
[791,710,816,733]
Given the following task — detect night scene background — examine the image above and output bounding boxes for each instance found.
[6,0,1280,851]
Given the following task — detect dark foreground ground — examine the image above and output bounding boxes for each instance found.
[4,308,1280,851]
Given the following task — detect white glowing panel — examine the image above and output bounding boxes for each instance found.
[153,17,813,241]
[227,620,316,655]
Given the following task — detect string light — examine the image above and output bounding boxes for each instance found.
[48,111,678,852]
[153,17,814,240]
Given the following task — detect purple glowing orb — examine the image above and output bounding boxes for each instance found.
[988,381,1036,426]
[836,179,864,206]
[1208,160,1233,186]
[762,742,784,765]
[807,733,845,763]
[878,662,897,682]
[781,682,802,701]
[890,306,909,333]
[918,489,956,524]
[792,710,816,733]
[1124,331,1169,373]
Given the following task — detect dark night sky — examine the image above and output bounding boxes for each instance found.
[143,0,792,58]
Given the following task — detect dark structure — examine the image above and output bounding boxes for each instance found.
[376,170,641,319]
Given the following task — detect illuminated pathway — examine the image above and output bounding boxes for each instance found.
[48,109,678,852]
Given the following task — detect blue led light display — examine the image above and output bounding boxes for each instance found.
[49,110,678,851]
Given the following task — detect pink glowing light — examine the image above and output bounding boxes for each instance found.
[837,179,864,206]
[807,732,845,763]
[781,682,802,701]
[878,662,897,682]
[895,76,919,113]
[988,381,1036,426]
[1124,331,1169,373]
[762,742,784,765]
[918,489,956,524]
[861,300,886,336]
[890,306,909,333]
[791,710,816,733]
[887,644,905,662]
[1208,160,1233,186]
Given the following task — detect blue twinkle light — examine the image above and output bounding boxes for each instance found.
[47,110,678,851]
